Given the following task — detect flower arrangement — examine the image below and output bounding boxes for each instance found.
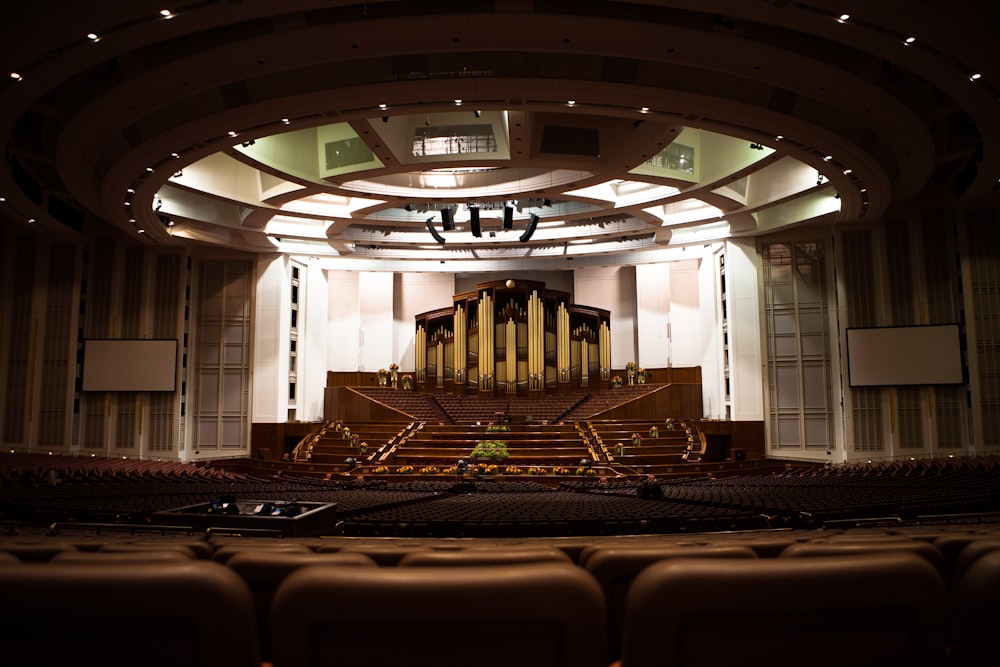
[527,466,547,475]
[419,465,439,474]
[575,467,598,476]
[396,465,414,474]
[389,363,399,372]
[625,361,636,372]
[373,465,389,474]
[484,464,499,475]
[637,367,646,384]
[401,373,414,390]
[648,425,659,438]
[552,466,571,475]
[485,424,510,433]
[442,465,459,474]
[665,418,676,430]
[377,368,389,386]
[470,440,509,461]
[611,375,623,388]
[504,465,522,475]
[631,432,643,447]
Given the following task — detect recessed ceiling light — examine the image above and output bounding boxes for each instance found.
[823,155,833,161]
[454,99,463,105]
[228,130,238,137]
[969,73,982,81]
[904,37,916,45]
[567,100,576,106]
[10,72,23,81]
[640,107,650,113]
[838,13,850,22]
[160,9,173,19]
[378,103,387,110]
[87,33,100,41]
[843,168,853,175]
[281,118,290,124]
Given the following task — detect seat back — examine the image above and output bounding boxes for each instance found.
[619,552,948,667]
[271,562,607,667]
[0,560,259,667]
[584,544,758,661]
[398,545,571,567]
[950,549,1000,665]
[226,550,377,661]
[780,538,946,575]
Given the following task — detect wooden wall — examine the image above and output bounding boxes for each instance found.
[324,386,413,423]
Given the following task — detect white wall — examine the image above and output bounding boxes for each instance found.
[574,266,637,367]
[726,239,765,421]
[300,262,328,421]
[326,271,360,371]
[358,272,394,371]
[251,255,287,423]
[635,264,670,369]
[394,272,455,372]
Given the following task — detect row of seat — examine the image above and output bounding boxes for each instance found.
[3,527,1000,665]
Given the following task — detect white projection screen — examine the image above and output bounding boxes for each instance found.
[846,325,963,387]
[82,339,178,391]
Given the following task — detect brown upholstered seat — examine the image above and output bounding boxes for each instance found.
[0,560,259,667]
[950,549,1000,665]
[618,552,948,667]
[271,561,607,667]
[226,550,377,661]
[397,545,572,567]
[584,543,758,662]
[779,538,947,575]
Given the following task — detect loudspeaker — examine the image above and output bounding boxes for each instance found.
[469,207,481,237]
[519,213,539,242]
[503,206,513,229]
[425,217,446,243]
[441,207,455,230]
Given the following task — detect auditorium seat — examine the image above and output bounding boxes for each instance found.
[0,560,259,667]
[0,541,79,562]
[583,543,758,662]
[211,541,314,564]
[271,562,607,667]
[950,549,1000,665]
[951,537,1000,586]
[50,550,195,565]
[618,553,948,667]
[318,543,436,566]
[226,550,377,661]
[397,545,572,567]
[779,538,947,576]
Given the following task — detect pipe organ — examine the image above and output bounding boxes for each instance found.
[415,280,610,395]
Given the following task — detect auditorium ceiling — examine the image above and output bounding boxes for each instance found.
[1,1,997,271]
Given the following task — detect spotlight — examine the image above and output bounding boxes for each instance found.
[519,213,539,242]
[749,142,764,150]
[503,206,514,229]
[240,139,255,147]
[404,204,415,211]
[474,110,482,118]
[382,116,389,123]
[542,199,552,207]
[173,170,183,178]
[630,119,644,129]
